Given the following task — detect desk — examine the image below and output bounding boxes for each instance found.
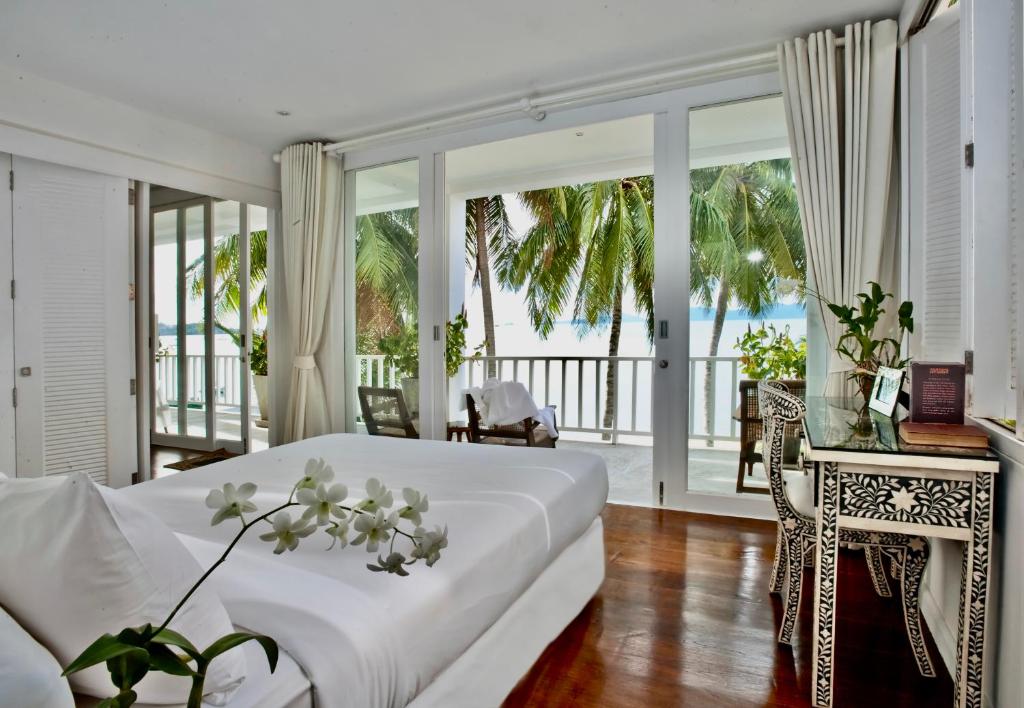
[802,398,999,708]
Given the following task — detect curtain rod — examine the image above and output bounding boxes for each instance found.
[271,47,778,161]
[271,32,855,161]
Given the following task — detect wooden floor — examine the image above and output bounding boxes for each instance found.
[504,504,952,707]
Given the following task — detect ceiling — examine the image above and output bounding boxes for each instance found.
[0,1,900,152]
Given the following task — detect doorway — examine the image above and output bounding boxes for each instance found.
[149,186,269,463]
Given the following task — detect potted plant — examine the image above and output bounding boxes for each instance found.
[378,314,483,415]
[250,330,269,428]
[825,282,913,429]
[736,324,807,381]
[781,279,914,431]
[734,325,807,475]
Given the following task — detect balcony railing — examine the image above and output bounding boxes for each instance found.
[355,354,742,444]
[156,354,248,407]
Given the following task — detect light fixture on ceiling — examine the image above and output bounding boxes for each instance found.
[276,110,291,117]
[575,131,585,137]
[746,249,764,263]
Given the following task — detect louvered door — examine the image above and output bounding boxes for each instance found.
[907,6,966,363]
[11,157,134,487]
[0,153,13,476]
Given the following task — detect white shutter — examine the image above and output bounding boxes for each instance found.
[11,157,134,486]
[0,153,14,476]
[907,7,966,363]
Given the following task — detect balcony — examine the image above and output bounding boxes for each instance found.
[154,354,268,448]
[358,353,766,503]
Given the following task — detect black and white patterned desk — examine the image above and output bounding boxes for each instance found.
[802,398,1000,708]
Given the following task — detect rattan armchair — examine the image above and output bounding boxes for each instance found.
[735,378,805,493]
[465,394,556,448]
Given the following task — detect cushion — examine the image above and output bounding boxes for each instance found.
[0,473,245,704]
[783,469,815,518]
[0,603,75,707]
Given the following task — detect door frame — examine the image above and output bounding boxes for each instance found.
[342,73,782,518]
[150,197,251,454]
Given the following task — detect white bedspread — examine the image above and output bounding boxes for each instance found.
[122,434,607,708]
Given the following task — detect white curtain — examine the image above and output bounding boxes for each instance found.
[280,143,343,441]
[778,20,900,394]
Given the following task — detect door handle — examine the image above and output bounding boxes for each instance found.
[657,360,669,369]
[19,366,31,377]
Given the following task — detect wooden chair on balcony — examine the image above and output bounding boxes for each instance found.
[465,394,556,448]
[735,378,806,494]
[357,386,419,439]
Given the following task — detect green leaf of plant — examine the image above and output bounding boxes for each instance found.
[63,635,147,677]
[202,633,279,674]
[146,641,196,677]
[150,628,202,662]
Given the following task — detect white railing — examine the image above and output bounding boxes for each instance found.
[156,354,248,407]
[354,353,742,443]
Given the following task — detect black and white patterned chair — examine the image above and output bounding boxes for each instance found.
[758,381,935,677]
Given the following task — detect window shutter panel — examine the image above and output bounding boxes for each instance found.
[908,8,966,364]
[11,157,134,486]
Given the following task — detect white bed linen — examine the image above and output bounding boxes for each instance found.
[122,434,607,708]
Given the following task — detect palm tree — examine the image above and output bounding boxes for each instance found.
[689,159,804,442]
[186,229,268,347]
[355,207,419,349]
[497,178,654,438]
[465,197,512,377]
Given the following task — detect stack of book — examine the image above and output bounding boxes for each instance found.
[898,422,989,449]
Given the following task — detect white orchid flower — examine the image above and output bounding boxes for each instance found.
[258,511,316,554]
[398,487,429,526]
[205,482,258,526]
[297,482,349,525]
[358,478,394,512]
[297,457,334,491]
[412,525,449,567]
[325,517,351,549]
[352,508,398,552]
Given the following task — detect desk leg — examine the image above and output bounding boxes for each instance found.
[955,473,994,708]
[812,462,840,707]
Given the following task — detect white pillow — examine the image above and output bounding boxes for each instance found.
[0,473,245,704]
[0,603,75,708]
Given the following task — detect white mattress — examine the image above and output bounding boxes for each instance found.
[122,434,608,708]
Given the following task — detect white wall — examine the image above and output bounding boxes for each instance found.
[0,65,279,207]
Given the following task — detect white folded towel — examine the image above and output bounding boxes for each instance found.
[466,379,559,439]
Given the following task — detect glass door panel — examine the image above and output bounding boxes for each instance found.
[248,205,269,450]
[350,161,420,435]
[686,95,806,500]
[183,204,209,439]
[443,116,656,504]
[212,200,243,449]
[152,208,181,436]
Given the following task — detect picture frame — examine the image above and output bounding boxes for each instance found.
[869,366,904,417]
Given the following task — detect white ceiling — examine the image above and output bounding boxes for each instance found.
[0,0,900,152]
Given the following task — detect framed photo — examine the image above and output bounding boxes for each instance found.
[869,366,904,417]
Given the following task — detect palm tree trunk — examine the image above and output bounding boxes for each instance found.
[602,283,623,441]
[474,198,497,378]
[704,281,730,447]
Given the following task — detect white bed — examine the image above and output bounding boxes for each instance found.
[120,434,608,707]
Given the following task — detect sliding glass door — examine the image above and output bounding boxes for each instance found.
[151,197,260,454]
[347,160,421,436]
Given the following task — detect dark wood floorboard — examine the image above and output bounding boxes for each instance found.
[149,445,194,479]
[504,503,952,707]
